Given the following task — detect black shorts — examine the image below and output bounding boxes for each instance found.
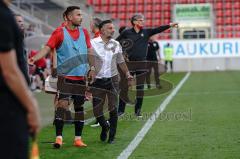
[57,76,86,106]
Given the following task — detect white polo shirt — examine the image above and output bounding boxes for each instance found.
[91,36,125,78]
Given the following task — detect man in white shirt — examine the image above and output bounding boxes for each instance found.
[90,20,133,144]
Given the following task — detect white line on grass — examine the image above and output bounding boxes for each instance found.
[117,72,191,159]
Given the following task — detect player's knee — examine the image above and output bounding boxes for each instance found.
[55,107,65,120]
[56,99,69,108]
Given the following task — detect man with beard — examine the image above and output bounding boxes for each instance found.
[90,20,133,144]
[29,6,95,148]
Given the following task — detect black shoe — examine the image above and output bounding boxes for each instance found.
[135,111,143,118]
[100,122,110,142]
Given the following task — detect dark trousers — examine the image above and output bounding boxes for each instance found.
[0,94,28,159]
[146,61,160,87]
[91,76,119,139]
[118,61,147,114]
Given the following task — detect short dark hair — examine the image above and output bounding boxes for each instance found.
[64,6,80,17]
[93,17,102,28]
[98,20,112,29]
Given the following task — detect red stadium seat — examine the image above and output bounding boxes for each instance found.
[109,5,117,13]
[119,5,126,12]
[225,17,232,25]
[135,4,144,12]
[138,0,145,4]
[110,0,117,5]
[235,25,240,31]
[118,13,127,20]
[178,0,188,4]
[233,9,240,17]
[119,0,126,5]
[111,12,118,19]
[225,10,232,17]
[233,17,240,24]
[164,11,171,19]
[127,5,135,13]
[225,25,233,32]
[154,11,161,19]
[234,2,240,9]
[225,3,232,9]
[215,2,223,10]
[163,4,171,11]
[216,10,223,17]
[145,20,152,27]
[146,4,153,12]
[101,0,109,5]
[153,4,161,12]
[153,19,161,26]
[216,17,224,25]
[216,26,224,32]
[127,0,135,5]
[146,12,152,19]
[93,0,101,5]
[94,6,101,13]
[101,5,109,12]
[87,0,93,5]
[226,32,233,38]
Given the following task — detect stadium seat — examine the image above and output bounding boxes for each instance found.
[101,0,109,5]
[119,0,126,5]
[215,2,223,10]
[226,32,233,38]
[153,4,161,12]
[146,4,153,12]
[225,10,232,17]
[87,0,93,5]
[127,5,135,13]
[233,9,240,17]
[234,2,240,9]
[93,0,101,5]
[153,19,161,26]
[109,5,117,13]
[216,10,223,17]
[163,4,171,11]
[154,11,161,19]
[110,0,117,5]
[111,12,118,19]
[225,3,232,9]
[119,5,126,12]
[135,4,144,12]
[233,17,240,24]
[118,13,127,20]
[164,11,171,19]
[138,0,145,4]
[225,25,233,32]
[127,0,136,5]
[146,12,152,19]
[101,5,109,12]
[225,17,232,25]
[216,17,224,25]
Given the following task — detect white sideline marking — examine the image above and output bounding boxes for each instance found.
[117,72,191,159]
